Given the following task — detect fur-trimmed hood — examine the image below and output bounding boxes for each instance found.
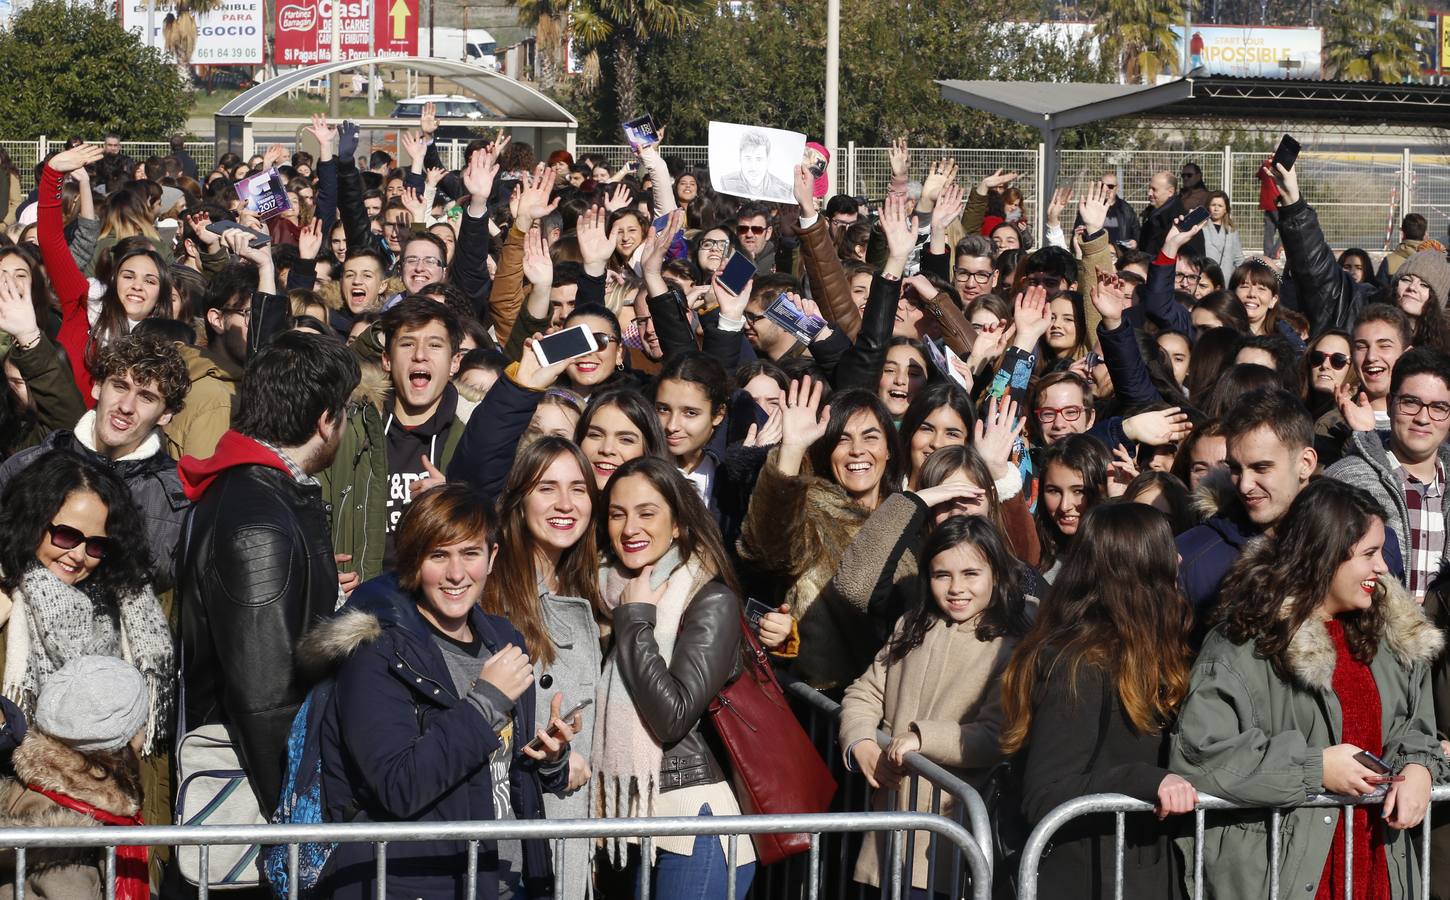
[1235,539,1446,692]
[297,607,385,679]
[1191,467,1240,522]
[5,730,142,819]
[351,362,389,411]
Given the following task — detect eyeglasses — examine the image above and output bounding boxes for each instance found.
[222,305,251,320]
[1174,271,1200,287]
[955,270,992,284]
[1394,394,1450,422]
[46,523,110,560]
[742,311,768,325]
[1308,350,1350,370]
[403,255,444,268]
[1100,181,1118,190]
[737,224,768,236]
[699,239,728,251]
[1034,405,1087,424]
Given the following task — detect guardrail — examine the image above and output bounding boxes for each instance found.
[0,811,990,900]
[1017,785,1450,900]
[780,680,993,899]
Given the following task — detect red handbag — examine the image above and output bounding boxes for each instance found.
[706,612,838,866]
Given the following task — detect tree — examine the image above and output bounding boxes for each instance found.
[569,0,712,124]
[511,0,569,90]
[0,0,189,138]
[1323,0,1427,82]
[1092,0,1183,83]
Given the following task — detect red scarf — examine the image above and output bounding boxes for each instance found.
[28,784,147,900]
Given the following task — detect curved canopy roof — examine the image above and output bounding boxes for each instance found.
[218,57,576,126]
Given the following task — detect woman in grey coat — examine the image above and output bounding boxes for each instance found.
[1201,191,1244,274]
[486,437,607,900]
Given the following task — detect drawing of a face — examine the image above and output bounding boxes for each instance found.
[740,138,769,185]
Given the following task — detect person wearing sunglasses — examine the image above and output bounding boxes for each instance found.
[733,203,775,272]
[0,449,174,772]
[1326,348,1450,604]
[1301,329,1356,418]
[558,304,629,402]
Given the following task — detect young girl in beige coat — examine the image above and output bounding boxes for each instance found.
[839,515,1034,894]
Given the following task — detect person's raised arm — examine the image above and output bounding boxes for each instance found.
[574,203,612,308]
[964,168,1017,236]
[637,127,676,217]
[40,143,103,395]
[520,224,553,325]
[1140,216,1199,336]
[306,115,339,231]
[793,163,861,340]
[1074,182,1115,336]
[1269,161,1360,334]
[0,273,84,433]
[452,141,504,322]
[333,121,372,255]
[1089,271,1158,409]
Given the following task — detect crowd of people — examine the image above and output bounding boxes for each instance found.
[0,106,1449,900]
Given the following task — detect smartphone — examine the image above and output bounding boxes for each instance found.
[525,698,593,752]
[763,293,826,344]
[1271,134,1301,173]
[206,219,271,249]
[1177,205,1211,231]
[622,114,660,153]
[1354,749,1406,783]
[716,252,757,296]
[531,324,599,368]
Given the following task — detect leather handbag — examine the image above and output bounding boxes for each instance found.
[706,612,838,867]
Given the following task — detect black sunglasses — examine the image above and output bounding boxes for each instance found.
[46,523,111,560]
[1308,350,1350,371]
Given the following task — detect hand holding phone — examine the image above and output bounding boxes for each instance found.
[206,219,271,249]
[525,698,592,752]
[531,324,600,368]
[1176,205,1211,232]
[1272,134,1301,173]
[716,252,758,296]
[1354,749,1405,784]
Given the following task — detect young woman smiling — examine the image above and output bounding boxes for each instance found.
[559,304,628,401]
[878,337,931,421]
[737,378,906,689]
[1035,433,1111,583]
[594,457,755,899]
[573,385,668,490]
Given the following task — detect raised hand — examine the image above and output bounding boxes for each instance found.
[576,204,614,273]
[1078,181,1111,233]
[521,225,553,288]
[1268,161,1300,206]
[780,375,830,454]
[513,163,558,231]
[1045,186,1074,229]
[743,405,785,448]
[1090,271,1134,329]
[0,273,39,345]
[1336,383,1377,433]
[930,182,966,234]
[888,138,910,178]
[602,183,630,213]
[187,212,222,251]
[463,146,504,217]
[400,130,427,167]
[793,163,817,214]
[419,101,439,137]
[400,186,427,224]
[1122,407,1193,446]
[974,394,1023,480]
[880,192,917,277]
[1162,214,1208,259]
[1012,285,1051,350]
[425,166,446,188]
[977,168,1018,195]
[919,157,958,209]
[640,209,683,276]
[912,480,987,511]
[306,114,337,161]
[263,143,288,170]
[1107,444,1139,497]
[221,227,270,268]
[713,271,752,321]
[516,334,571,390]
[297,218,324,260]
[49,144,103,174]
[337,120,360,162]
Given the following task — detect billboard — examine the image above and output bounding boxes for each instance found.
[121,0,265,65]
[1171,25,1322,78]
[274,0,418,67]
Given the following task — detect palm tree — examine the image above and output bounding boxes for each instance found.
[511,0,569,90]
[1092,0,1184,83]
[569,0,710,124]
[1323,0,1426,82]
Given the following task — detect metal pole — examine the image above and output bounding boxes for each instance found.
[329,0,341,118]
[145,0,155,51]
[368,0,377,117]
[428,0,435,92]
[823,0,839,196]
[1182,2,1191,74]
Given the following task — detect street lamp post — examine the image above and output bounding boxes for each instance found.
[824,0,839,195]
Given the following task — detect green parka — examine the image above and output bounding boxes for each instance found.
[1169,542,1447,900]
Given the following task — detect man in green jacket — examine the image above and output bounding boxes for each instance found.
[323,297,469,584]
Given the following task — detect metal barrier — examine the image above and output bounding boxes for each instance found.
[771,680,993,900]
[1017,785,1450,900]
[0,811,990,900]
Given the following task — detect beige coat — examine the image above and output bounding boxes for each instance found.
[839,617,1017,889]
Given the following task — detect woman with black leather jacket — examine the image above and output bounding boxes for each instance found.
[592,456,753,898]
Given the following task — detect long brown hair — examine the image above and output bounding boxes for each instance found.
[1001,503,1192,754]
[483,437,602,668]
[597,456,740,594]
[1214,479,1387,678]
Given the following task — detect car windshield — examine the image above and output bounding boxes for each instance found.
[394,103,421,117]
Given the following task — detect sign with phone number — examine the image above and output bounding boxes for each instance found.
[120,0,265,65]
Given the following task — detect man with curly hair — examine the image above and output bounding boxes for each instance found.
[0,333,192,591]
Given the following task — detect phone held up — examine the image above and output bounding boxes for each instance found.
[531,324,599,368]
[524,699,593,752]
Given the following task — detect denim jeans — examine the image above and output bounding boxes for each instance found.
[635,804,754,900]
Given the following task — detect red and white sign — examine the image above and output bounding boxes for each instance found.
[274,0,418,67]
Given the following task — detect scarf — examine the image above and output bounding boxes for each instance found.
[3,565,175,754]
[591,546,713,863]
[28,783,147,900]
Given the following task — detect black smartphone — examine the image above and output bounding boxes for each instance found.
[716,252,757,296]
[1272,134,1301,173]
[1177,205,1211,231]
[206,219,271,249]
[1353,749,1392,775]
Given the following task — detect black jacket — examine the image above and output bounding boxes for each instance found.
[177,447,341,809]
[831,272,900,391]
[612,577,743,791]
[1277,197,1377,337]
[1139,197,1203,260]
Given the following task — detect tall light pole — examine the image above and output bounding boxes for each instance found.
[824,0,839,195]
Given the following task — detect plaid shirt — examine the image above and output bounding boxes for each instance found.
[1388,451,1446,603]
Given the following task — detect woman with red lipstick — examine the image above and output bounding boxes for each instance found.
[594,457,754,898]
[483,437,604,899]
[1172,479,1443,900]
[559,304,629,402]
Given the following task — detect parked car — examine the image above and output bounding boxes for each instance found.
[390,95,493,140]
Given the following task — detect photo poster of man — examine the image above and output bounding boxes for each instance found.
[709,121,806,205]
[235,169,292,221]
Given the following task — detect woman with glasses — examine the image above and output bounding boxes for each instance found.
[558,304,630,402]
[1302,329,1356,417]
[0,450,174,755]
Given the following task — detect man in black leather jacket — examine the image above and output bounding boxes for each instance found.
[176,331,360,811]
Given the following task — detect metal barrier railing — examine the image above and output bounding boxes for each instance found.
[0,811,991,900]
[1017,785,1450,900]
[778,680,993,899]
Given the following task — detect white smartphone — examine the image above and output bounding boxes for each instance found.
[532,324,599,367]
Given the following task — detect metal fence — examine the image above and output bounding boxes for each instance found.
[1016,785,1450,900]
[0,811,990,900]
[773,680,992,900]
[9,140,217,189]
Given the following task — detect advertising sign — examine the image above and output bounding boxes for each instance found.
[122,0,265,65]
[275,0,418,67]
[1171,25,1322,78]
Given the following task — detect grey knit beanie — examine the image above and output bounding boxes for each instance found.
[34,656,149,752]
[1395,250,1450,304]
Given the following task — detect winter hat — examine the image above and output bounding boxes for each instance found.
[806,142,831,199]
[34,656,149,753]
[1396,249,1450,304]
